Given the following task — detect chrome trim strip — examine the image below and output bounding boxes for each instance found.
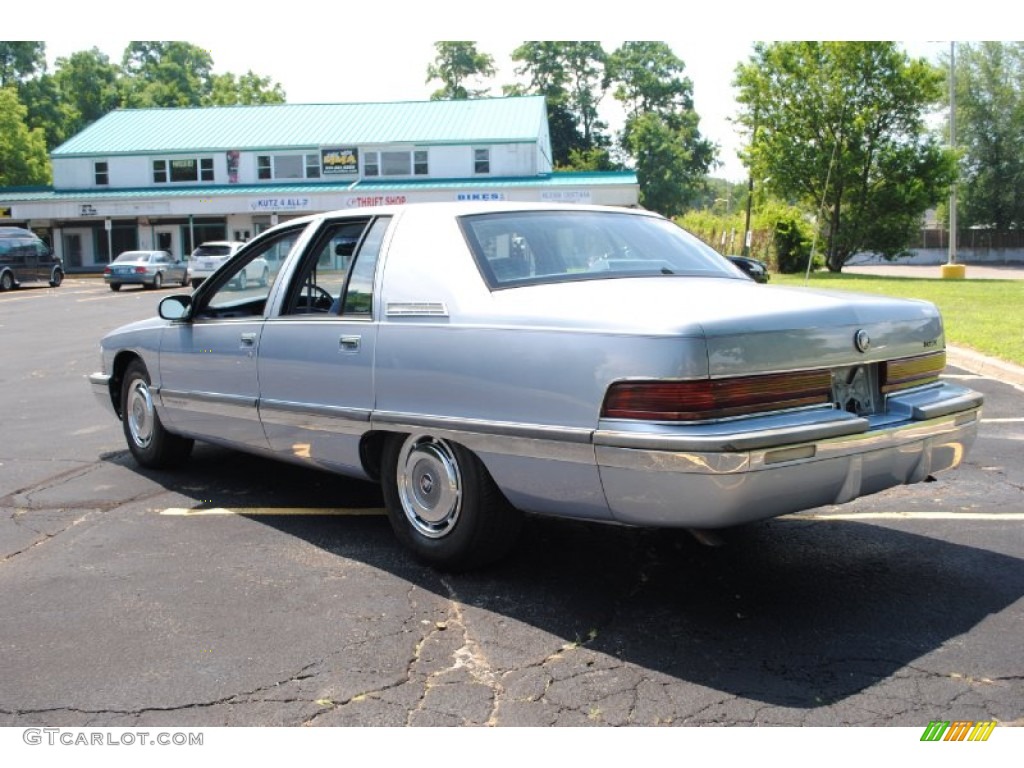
[596,409,981,474]
[595,415,869,452]
[386,301,449,317]
[371,410,593,444]
[258,399,370,433]
[88,372,115,414]
[157,388,256,417]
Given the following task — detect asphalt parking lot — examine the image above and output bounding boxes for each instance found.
[0,278,1021,729]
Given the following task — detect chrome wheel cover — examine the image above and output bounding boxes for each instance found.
[397,436,463,539]
[126,377,155,449]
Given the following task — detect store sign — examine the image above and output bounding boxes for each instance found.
[456,192,505,202]
[344,195,407,208]
[80,204,98,216]
[541,190,592,203]
[249,197,312,212]
[322,148,358,176]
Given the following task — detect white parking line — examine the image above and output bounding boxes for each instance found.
[159,507,385,516]
[789,511,1024,521]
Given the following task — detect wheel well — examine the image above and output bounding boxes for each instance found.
[108,352,142,419]
[359,430,403,483]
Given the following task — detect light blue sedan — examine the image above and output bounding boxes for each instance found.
[89,203,983,569]
[103,250,188,291]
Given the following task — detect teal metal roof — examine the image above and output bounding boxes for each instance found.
[52,97,549,157]
[0,172,637,204]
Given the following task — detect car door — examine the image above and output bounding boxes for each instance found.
[257,216,390,476]
[156,227,305,450]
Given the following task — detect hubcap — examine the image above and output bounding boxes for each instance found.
[126,378,155,449]
[397,436,462,538]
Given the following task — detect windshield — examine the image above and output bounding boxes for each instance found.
[459,210,738,289]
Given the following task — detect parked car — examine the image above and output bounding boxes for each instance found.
[727,254,770,283]
[0,227,63,291]
[188,241,268,289]
[89,202,983,570]
[104,250,187,291]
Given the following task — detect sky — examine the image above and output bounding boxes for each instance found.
[26,1,993,182]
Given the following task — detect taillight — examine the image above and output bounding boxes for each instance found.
[103,267,111,275]
[602,370,833,422]
[134,266,147,274]
[881,351,945,394]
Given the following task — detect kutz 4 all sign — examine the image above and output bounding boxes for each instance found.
[920,720,997,742]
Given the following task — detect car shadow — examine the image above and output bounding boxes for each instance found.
[121,444,1024,710]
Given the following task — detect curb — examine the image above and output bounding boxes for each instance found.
[947,345,1024,390]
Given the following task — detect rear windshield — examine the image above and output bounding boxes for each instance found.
[459,210,737,289]
[193,245,233,257]
[113,252,149,263]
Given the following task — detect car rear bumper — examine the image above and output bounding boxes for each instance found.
[595,390,982,528]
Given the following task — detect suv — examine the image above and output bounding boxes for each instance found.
[188,241,255,288]
[0,227,64,291]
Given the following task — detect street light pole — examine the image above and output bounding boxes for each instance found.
[942,41,965,279]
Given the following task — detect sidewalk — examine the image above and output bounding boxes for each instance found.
[947,346,1024,390]
[845,263,1024,280]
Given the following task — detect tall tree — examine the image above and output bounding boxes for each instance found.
[206,71,286,106]
[120,41,215,107]
[510,41,612,169]
[735,42,955,271]
[0,42,46,88]
[426,42,495,100]
[952,42,1024,231]
[0,87,51,186]
[608,42,715,216]
[52,48,122,138]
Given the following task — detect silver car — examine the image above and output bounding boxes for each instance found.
[89,202,983,570]
[103,250,188,291]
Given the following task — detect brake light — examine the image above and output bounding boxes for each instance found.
[602,370,833,422]
[134,266,147,274]
[103,267,111,275]
[881,351,945,393]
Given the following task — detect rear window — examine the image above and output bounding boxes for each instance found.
[459,210,737,289]
[193,245,233,257]
[113,252,149,263]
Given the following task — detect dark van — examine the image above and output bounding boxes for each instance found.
[0,227,64,291]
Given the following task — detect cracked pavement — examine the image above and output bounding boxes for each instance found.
[0,280,1021,728]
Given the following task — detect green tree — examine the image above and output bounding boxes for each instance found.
[608,42,715,216]
[0,42,46,88]
[0,87,51,186]
[952,42,1024,231]
[120,41,215,107]
[53,48,122,135]
[510,42,612,168]
[206,71,286,106]
[735,41,955,271]
[426,42,495,100]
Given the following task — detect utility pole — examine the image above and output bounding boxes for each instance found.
[942,41,966,279]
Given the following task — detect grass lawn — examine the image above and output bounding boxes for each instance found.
[771,272,1024,367]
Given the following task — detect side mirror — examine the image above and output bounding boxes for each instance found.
[159,294,192,321]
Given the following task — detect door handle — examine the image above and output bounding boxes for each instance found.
[240,333,257,347]
[339,335,361,351]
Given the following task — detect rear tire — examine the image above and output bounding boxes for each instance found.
[151,272,163,290]
[49,268,63,287]
[110,283,122,292]
[120,359,193,468]
[0,271,13,291]
[382,433,522,571]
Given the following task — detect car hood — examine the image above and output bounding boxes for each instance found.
[486,277,943,374]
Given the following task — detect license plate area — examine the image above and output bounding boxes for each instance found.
[831,364,883,416]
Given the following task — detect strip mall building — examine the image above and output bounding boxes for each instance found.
[0,95,638,272]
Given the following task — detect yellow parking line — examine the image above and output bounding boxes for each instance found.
[788,511,1024,521]
[159,506,385,517]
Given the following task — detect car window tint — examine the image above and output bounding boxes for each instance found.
[341,216,390,316]
[281,219,371,316]
[460,210,737,289]
[198,229,302,318]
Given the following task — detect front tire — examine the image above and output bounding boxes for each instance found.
[0,271,13,291]
[382,434,522,571]
[120,359,193,468]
